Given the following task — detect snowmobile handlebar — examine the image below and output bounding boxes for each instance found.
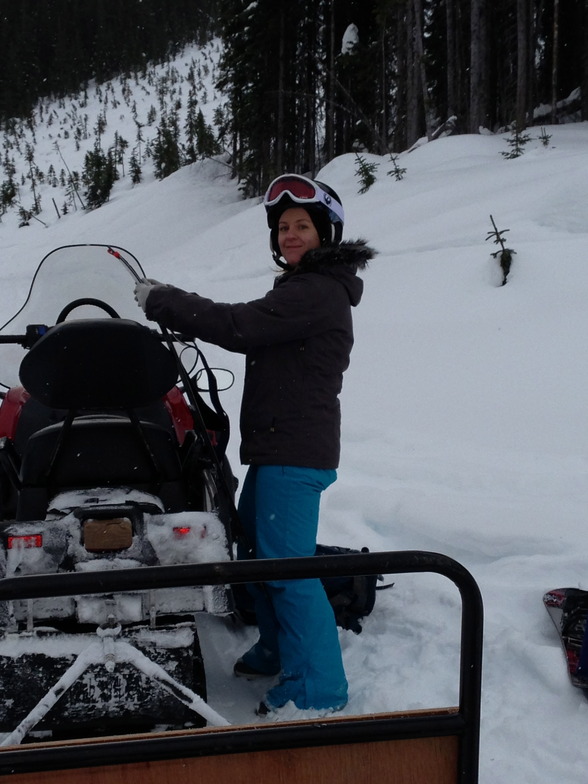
[0,324,49,348]
[0,322,179,350]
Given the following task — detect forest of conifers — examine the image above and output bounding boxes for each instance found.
[1,0,586,195]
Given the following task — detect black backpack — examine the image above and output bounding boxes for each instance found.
[315,544,382,634]
[232,544,389,635]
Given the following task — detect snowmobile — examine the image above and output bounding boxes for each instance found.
[0,244,236,741]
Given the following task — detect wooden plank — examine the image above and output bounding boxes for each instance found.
[1,707,459,750]
[1,735,459,784]
[0,709,462,784]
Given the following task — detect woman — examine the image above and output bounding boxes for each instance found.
[135,173,375,715]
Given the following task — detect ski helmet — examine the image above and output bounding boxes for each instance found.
[263,174,344,266]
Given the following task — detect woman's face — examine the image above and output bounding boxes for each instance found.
[277,207,321,266]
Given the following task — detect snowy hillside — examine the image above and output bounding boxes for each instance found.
[0,39,224,230]
[1,43,588,784]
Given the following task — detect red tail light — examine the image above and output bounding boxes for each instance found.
[173,526,192,539]
[7,534,43,549]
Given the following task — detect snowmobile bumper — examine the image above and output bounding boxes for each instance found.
[0,622,206,736]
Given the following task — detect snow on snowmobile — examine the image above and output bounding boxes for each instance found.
[0,244,236,742]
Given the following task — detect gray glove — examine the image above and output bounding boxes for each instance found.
[134,278,165,312]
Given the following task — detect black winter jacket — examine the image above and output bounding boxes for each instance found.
[146,240,375,469]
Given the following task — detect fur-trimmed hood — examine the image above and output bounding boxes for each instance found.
[276,238,375,307]
[296,238,376,273]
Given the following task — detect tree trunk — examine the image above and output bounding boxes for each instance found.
[405,1,420,145]
[324,0,336,163]
[516,0,530,130]
[276,6,285,175]
[392,3,408,150]
[469,0,489,132]
[413,0,432,139]
[583,0,588,120]
[551,0,560,123]
[380,26,388,149]
[446,0,457,118]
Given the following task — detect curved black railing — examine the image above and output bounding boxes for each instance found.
[0,551,483,783]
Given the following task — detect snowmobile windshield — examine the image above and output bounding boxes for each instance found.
[0,244,148,389]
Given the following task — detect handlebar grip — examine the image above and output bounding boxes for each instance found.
[0,334,28,345]
[0,325,49,347]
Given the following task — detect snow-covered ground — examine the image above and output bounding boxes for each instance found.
[1,44,588,783]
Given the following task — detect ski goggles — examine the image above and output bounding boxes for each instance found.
[263,174,344,223]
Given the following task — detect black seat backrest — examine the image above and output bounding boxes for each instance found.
[19,319,178,410]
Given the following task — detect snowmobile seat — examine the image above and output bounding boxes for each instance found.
[17,415,187,520]
[12,396,179,458]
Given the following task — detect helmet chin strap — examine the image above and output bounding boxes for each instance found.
[274,256,290,270]
[269,235,291,269]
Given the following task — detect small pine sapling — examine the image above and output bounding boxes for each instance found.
[18,206,30,227]
[354,152,379,194]
[537,127,552,147]
[486,215,516,285]
[501,125,532,159]
[387,153,407,181]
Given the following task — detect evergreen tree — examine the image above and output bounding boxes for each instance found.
[129,151,142,185]
[82,146,117,209]
[112,132,129,176]
[195,109,220,159]
[0,177,17,215]
[25,143,41,214]
[387,153,407,181]
[184,90,200,164]
[501,124,532,158]
[354,153,379,193]
[486,215,516,286]
[216,0,282,191]
[65,171,83,211]
[152,114,182,180]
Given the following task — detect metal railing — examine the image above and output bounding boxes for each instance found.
[0,550,483,783]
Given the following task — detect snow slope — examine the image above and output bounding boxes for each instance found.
[1,44,588,783]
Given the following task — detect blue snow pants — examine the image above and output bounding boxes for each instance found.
[237,465,348,711]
